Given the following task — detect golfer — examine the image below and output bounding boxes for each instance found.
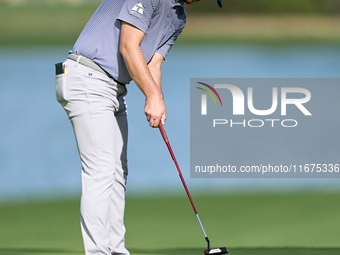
[55,0,219,254]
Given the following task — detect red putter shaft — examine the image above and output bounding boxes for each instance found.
[158,121,197,214]
[158,121,228,254]
[158,121,209,241]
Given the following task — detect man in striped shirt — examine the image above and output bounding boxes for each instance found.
[55,0,221,254]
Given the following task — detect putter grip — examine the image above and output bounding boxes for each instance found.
[158,121,169,143]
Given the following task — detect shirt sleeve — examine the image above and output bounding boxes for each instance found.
[157,23,185,59]
[117,0,159,34]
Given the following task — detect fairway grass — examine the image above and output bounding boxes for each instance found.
[130,247,340,255]
[0,193,339,255]
[0,247,339,255]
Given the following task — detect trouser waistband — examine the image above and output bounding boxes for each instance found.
[67,53,125,86]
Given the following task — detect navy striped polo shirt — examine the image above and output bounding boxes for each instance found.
[70,0,186,84]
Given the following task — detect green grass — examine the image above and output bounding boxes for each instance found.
[0,193,339,255]
[0,3,97,46]
[1,2,340,46]
[129,248,340,255]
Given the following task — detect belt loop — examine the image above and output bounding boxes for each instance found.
[74,55,82,67]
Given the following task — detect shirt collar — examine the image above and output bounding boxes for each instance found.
[172,0,185,7]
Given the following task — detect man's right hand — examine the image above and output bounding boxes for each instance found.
[144,93,166,128]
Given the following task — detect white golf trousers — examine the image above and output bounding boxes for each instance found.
[55,58,129,255]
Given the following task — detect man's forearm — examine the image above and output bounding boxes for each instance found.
[119,22,166,127]
[148,53,163,89]
[120,43,162,99]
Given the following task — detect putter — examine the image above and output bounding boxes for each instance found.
[158,121,228,254]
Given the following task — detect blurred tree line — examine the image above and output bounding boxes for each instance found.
[187,0,340,14]
[2,0,340,15]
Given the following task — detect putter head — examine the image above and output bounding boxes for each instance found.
[217,0,222,7]
[204,247,228,254]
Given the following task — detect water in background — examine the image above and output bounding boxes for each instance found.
[0,44,340,202]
